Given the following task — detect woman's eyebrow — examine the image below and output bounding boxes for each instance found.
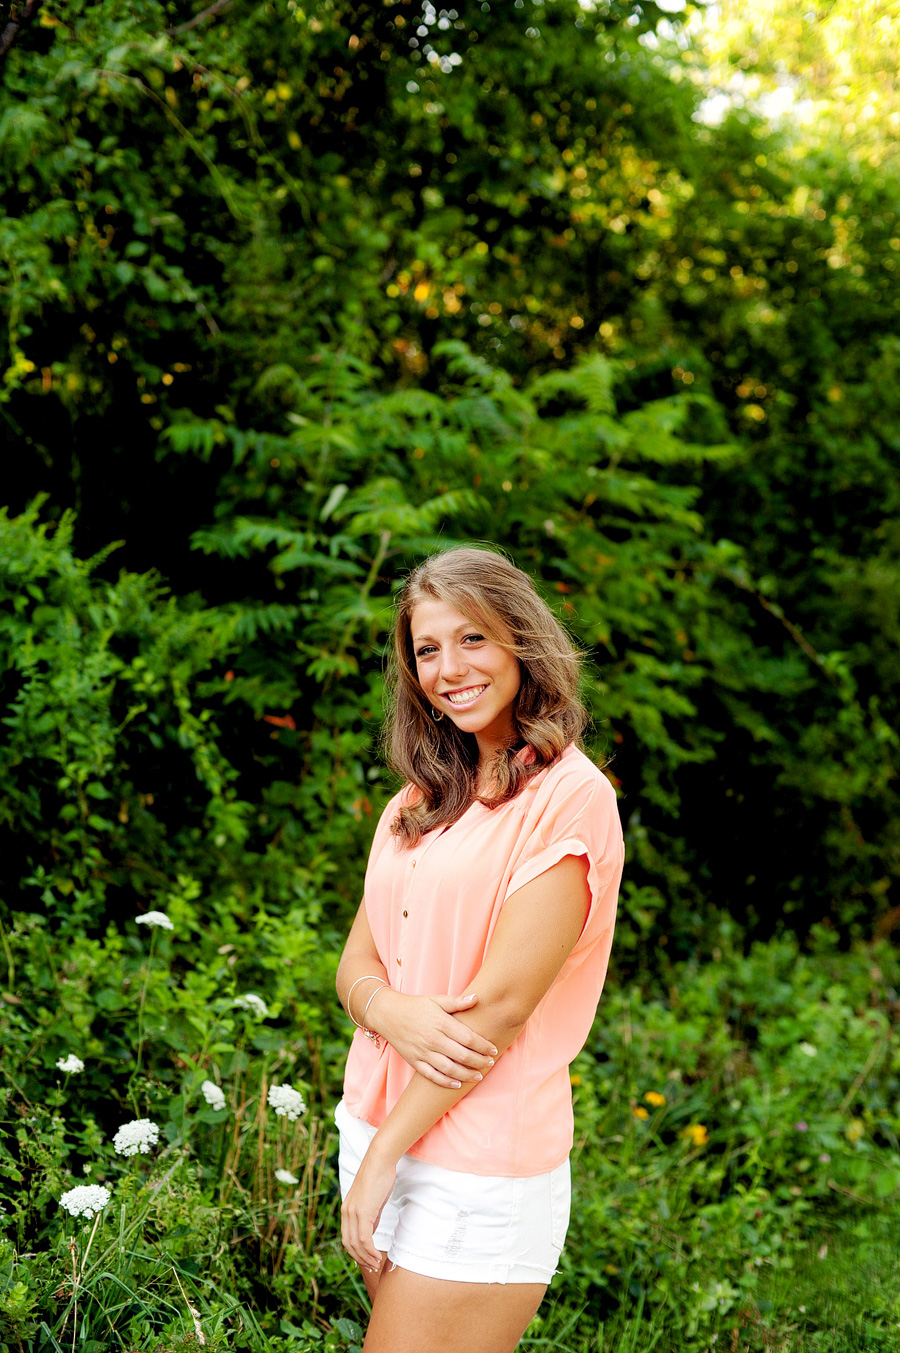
[412,623,476,645]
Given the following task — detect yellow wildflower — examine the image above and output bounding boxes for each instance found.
[644,1091,666,1107]
[569,1073,582,1087]
[846,1118,865,1143]
[633,1106,649,1120]
[681,1124,708,1146]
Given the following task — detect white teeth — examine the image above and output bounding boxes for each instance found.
[446,686,486,705]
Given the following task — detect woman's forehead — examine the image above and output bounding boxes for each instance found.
[409,594,505,640]
[409,597,476,636]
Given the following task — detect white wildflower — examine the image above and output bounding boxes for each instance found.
[56,1054,85,1074]
[136,910,174,931]
[798,1041,818,1057]
[267,1084,306,1121]
[112,1118,160,1156]
[59,1184,111,1218]
[274,1168,299,1185]
[201,1080,226,1112]
[233,993,269,1019]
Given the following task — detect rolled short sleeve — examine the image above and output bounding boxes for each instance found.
[504,763,623,939]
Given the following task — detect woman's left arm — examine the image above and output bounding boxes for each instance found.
[340,852,591,1269]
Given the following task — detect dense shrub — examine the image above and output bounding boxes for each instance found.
[1,0,899,942]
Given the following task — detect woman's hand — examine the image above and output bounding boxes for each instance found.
[341,1141,397,1272]
[367,988,498,1088]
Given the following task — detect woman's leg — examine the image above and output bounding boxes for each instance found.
[362,1265,547,1353]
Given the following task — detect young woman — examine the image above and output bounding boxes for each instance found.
[335,546,624,1353]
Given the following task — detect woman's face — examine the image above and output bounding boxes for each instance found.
[410,597,521,758]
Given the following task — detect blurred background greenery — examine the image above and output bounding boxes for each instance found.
[0,0,898,1348]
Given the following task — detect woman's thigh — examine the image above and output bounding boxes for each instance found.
[363,1264,547,1353]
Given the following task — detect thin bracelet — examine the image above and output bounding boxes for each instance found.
[361,982,387,1028]
[346,975,387,1028]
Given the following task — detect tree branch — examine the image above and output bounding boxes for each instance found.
[0,0,44,61]
[165,0,232,37]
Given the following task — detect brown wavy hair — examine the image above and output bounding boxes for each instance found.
[385,546,588,846]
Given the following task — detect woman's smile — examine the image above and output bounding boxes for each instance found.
[442,683,488,708]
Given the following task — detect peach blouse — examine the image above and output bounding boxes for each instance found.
[342,744,624,1176]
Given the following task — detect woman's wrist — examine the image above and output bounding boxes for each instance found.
[367,1119,411,1167]
[345,973,387,1027]
[363,982,398,1037]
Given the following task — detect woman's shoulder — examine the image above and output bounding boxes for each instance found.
[519,744,618,830]
[376,781,421,815]
[532,743,614,798]
[369,780,426,844]
[367,784,411,849]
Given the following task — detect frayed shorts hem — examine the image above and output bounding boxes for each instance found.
[384,1246,556,1285]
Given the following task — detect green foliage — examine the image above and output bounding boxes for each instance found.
[2,0,898,941]
[0,900,359,1351]
[551,928,900,1351]
[0,499,239,927]
[1,897,898,1351]
[0,499,381,948]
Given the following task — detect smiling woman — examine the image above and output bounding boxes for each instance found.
[334,546,624,1353]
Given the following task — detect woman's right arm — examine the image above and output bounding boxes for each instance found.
[336,900,497,1088]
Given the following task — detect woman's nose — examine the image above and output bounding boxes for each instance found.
[439,645,467,682]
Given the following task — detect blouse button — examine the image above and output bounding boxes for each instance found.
[411,860,416,868]
[403,910,408,918]
[396,957,402,966]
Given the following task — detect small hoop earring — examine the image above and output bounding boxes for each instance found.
[431,706,444,722]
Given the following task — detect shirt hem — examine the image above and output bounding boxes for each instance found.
[339,1102,572,1178]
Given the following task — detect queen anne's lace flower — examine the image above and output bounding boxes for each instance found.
[60,1184,111,1218]
[233,993,269,1019]
[274,1168,299,1185]
[136,910,174,930]
[267,1084,306,1121]
[112,1118,160,1156]
[56,1054,85,1074]
[201,1080,226,1111]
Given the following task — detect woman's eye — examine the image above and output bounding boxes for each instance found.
[416,646,437,658]
[463,634,484,644]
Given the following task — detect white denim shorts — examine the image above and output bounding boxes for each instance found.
[335,1098,570,1285]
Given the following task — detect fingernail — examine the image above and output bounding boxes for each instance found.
[451,1080,462,1089]
[474,1073,482,1082]
[490,1047,498,1056]
[487,1058,495,1067]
